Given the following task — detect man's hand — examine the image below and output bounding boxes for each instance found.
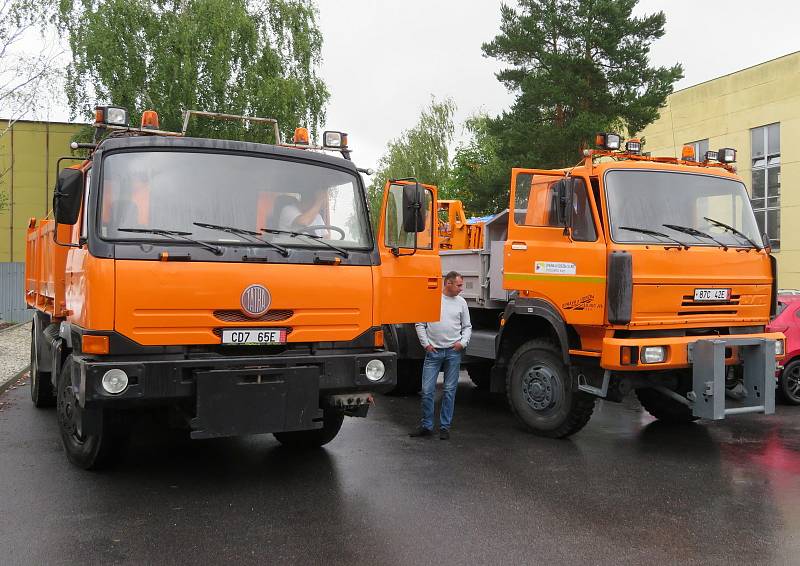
[453,341,464,352]
[425,345,435,353]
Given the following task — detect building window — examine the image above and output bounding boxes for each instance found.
[687,139,709,161]
[751,123,780,249]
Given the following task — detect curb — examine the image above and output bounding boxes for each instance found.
[0,321,31,335]
[0,364,30,396]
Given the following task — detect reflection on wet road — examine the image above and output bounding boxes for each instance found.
[2,373,800,565]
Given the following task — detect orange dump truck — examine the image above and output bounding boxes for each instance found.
[390,135,784,437]
[26,107,441,468]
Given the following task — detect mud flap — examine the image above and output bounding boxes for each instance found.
[190,366,321,439]
[690,338,776,420]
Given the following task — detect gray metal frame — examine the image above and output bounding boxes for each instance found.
[689,338,776,419]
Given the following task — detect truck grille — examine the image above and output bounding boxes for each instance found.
[213,309,293,323]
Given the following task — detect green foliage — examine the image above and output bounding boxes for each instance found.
[367,97,456,221]
[58,0,328,142]
[481,0,683,169]
[448,114,510,216]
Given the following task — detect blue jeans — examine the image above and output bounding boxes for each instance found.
[420,347,462,430]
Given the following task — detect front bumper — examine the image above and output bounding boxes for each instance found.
[600,332,785,371]
[73,349,396,408]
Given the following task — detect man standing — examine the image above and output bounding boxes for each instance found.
[410,271,472,440]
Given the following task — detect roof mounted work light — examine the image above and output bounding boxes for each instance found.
[322,130,348,148]
[704,150,719,162]
[625,139,642,154]
[717,148,737,163]
[95,105,129,127]
[595,132,622,150]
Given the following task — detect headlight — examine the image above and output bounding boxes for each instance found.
[776,339,785,356]
[641,346,667,364]
[365,359,385,381]
[101,368,129,394]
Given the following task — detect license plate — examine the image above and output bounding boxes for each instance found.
[221,328,287,345]
[693,288,730,302]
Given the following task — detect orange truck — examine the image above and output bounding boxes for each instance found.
[26,107,441,468]
[389,134,784,437]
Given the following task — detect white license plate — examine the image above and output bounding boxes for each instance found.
[221,329,287,345]
[693,288,730,302]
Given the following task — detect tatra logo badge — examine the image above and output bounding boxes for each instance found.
[240,284,270,318]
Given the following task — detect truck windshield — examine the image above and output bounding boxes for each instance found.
[605,170,762,248]
[98,151,371,250]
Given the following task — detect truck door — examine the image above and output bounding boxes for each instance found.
[504,168,606,326]
[376,180,441,323]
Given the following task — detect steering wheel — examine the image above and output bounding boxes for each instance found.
[302,225,346,240]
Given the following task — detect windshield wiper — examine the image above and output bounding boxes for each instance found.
[703,216,761,249]
[117,228,223,255]
[662,224,728,250]
[618,226,689,249]
[260,228,349,258]
[193,222,289,257]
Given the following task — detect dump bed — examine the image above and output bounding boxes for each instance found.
[439,209,511,310]
[25,218,71,318]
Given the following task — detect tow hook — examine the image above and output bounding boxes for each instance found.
[326,393,374,417]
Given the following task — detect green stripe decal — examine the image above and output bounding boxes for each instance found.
[505,273,607,284]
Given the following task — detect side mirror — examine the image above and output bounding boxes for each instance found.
[555,178,574,228]
[53,168,83,225]
[402,182,427,233]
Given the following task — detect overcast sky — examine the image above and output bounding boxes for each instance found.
[317,0,800,169]
[7,1,800,170]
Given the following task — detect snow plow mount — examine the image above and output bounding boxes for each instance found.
[688,338,776,420]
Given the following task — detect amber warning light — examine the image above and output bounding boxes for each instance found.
[141,110,159,129]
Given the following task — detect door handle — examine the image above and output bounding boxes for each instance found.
[427,278,439,289]
[511,241,528,250]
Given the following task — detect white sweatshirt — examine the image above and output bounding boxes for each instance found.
[415,294,472,349]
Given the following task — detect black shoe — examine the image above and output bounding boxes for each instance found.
[439,428,450,440]
[409,427,433,438]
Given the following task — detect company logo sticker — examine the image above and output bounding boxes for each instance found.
[534,261,576,275]
[240,284,271,318]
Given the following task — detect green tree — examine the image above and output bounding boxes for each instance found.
[475,0,682,206]
[448,113,510,215]
[368,97,456,220]
[58,0,328,143]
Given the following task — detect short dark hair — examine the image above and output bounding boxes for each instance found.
[444,271,462,283]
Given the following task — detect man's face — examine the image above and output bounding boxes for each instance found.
[444,276,464,297]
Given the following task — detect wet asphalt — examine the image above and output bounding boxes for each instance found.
[2,373,800,566]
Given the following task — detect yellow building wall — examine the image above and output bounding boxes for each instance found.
[639,51,800,289]
[0,120,84,262]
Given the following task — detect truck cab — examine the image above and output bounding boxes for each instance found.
[414,136,784,437]
[26,108,441,468]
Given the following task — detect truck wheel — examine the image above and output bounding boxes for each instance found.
[506,340,595,438]
[273,410,344,448]
[387,360,422,395]
[30,324,55,408]
[778,359,800,405]
[467,362,492,390]
[57,356,127,469]
[635,371,700,423]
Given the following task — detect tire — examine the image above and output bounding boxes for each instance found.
[387,359,423,395]
[778,359,800,405]
[506,340,595,438]
[30,323,56,408]
[57,356,127,469]
[636,370,700,423]
[467,362,492,391]
[273,410,344,448]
